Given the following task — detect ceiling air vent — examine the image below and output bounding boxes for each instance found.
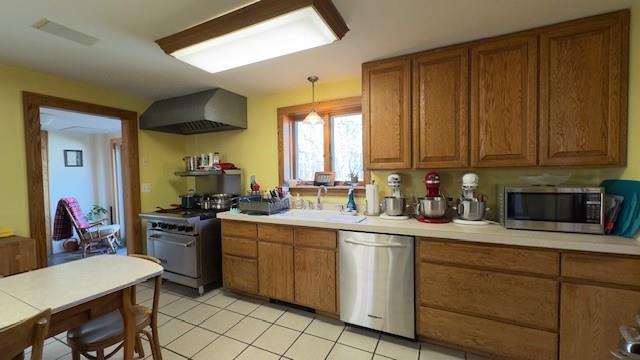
[33,19,99,46]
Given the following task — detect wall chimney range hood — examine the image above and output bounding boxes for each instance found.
[140,88,247,135]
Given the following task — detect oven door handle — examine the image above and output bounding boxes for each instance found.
[149,234,194,248]
[343,239,406,248]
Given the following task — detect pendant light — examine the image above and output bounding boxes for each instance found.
[304,76,323,125]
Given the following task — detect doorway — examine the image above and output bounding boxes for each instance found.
[40,107,126,265]
[23,92,142,267]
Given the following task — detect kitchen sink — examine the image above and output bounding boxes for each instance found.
[271,209,366,223]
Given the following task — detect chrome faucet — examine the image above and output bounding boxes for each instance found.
[316,186,328,210]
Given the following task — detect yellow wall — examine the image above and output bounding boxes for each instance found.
[186,77,362,193]
[0,62,186,237]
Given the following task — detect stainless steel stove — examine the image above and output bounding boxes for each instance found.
[139,209,224,295]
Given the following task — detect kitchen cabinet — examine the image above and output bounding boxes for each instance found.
[560,283,640,360]
[258,241,294,301]
[0,236,37,276]
[294,247,336,312]
[417,238,559,359]
[293,228,338,313]
[222,255,258,293]
[539,11,629,166]
[363,56,412,169]
[362,10,628,170]
[470,33,538,167]
[412,47,469,169]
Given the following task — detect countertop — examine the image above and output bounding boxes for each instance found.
[217,211,640,255]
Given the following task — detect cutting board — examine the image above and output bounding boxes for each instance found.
[601,180,640,237]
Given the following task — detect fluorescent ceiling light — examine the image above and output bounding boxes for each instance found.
[156,0,348,74]
[172,7,336,73]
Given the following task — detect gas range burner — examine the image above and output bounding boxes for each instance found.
[152,207,225,220]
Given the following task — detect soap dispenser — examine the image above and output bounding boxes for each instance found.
[346,188,357,212]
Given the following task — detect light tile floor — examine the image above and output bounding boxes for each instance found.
[29,282,492,360]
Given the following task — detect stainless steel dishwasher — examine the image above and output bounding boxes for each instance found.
[339,231,415,339]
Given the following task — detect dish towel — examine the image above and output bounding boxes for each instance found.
[0,227,14,238]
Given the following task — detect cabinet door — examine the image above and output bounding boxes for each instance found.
[540,11,629,166]
[258,241,294,301]
[363,57,412,169]
[413,47,469,168]
[294,247,337,313]
[471,34,538,167]
[560,283,640,360]
[222,255,258,294]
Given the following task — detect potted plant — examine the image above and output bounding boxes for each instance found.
[86,205,109,222]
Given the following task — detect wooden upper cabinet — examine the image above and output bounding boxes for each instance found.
[363,57,412,169]
[471,34,538,167]
[412,47,469,168]
[539,11,629,166]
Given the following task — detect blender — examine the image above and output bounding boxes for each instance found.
[453,173,488,224]
[380,173,409,220]
[416,172,449,223]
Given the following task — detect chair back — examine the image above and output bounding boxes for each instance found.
[61,198,90,235]
[129,255,162,327]
[0,308,51,360]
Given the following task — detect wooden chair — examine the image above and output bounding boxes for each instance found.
[62,199,121,257]
[0,308,51,360]
[66,255,162,360]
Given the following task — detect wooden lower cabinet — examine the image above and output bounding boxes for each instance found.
[294,247,337,313]
[222,255,258,293]
[420,307,558,360]
[258,241,294,301]
[0,236,37,276]
[560,283,640,360]
[421,262,558,330]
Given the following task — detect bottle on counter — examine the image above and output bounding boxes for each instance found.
[213,152,220,165]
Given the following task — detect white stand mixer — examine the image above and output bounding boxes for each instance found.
[380,173,409,220]
[453,173,489,225]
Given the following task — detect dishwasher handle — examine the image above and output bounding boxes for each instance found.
[343,238,407,248]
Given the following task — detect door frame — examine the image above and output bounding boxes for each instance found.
[23,92,142,267]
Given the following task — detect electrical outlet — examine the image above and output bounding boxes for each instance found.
[142,183,152,193]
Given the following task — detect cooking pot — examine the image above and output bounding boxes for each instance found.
[183,156,197,172]
[180,190,200,209]
[200,194,234,210]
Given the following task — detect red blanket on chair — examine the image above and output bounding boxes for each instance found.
[52,198,90,240]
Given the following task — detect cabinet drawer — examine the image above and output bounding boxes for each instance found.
[222,255,258,294]
[222,237,257,258]
[258,224,293,244]
[420,263,558,330]
[222,221,257,239]
[294,228,337,249]
[562,253,640,287]
[419,307,558,360]
[419,238,559,276]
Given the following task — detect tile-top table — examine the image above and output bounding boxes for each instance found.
[0,290,39,330]
[0,255,163,359]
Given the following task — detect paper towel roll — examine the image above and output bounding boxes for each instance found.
[366,184,379,215]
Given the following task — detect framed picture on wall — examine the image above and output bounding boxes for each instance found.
[64,150,83,167]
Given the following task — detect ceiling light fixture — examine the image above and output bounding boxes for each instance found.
[303,76,323,125]
[155,0,348,74]
[33,19,99,46]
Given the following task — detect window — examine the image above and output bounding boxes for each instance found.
[278,97,364,188]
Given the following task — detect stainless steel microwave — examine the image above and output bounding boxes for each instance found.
[498,186,605,234]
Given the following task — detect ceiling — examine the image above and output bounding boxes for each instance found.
[0,0,633,100]
[40,107,121,134]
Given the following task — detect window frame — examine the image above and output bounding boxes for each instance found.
[278,96,366,193]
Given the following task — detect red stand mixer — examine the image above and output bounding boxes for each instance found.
[416,172,450,223]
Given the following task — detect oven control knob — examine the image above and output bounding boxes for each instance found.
[184,226,194,232]
[151,222,158,228]
[159,223,167,229]
[167,224,177,230]
[177,225,185,231]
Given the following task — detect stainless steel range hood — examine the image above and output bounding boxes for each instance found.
[140,89,247,135]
